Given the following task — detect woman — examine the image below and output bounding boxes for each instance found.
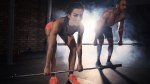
[44,2,84,84]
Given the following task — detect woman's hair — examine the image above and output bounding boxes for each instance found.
[65,2,84,14]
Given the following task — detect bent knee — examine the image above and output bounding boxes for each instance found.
[107,38,113,45]
[108,41,113,46]
[69,46,77,52]
[98,39,104,45]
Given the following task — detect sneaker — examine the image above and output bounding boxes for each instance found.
[68,74,79,84]
[49,76,59,84]
[96,60,101,66]
[106,61,113,66]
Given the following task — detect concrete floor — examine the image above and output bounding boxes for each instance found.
[1,45,150,84]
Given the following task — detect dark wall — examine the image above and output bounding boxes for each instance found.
[14,0,47,53]
[127,4,150,46]
[125,1,150,56]
[0,0,10,63]
[0,0,48,64]
[128,0,150,5]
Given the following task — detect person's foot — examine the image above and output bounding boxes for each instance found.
[68,74,79,84]
[49,76,59,84]
[77,63,83,72]
[96,60,101,66]
[106,61,113,66]
[118,40,123,46]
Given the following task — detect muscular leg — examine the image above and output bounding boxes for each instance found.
[96,38,104,65]
[61,36,77,74]
[67,36,77,74]
[107,38,113,62]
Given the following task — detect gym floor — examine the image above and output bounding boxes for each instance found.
[1,45,150,84]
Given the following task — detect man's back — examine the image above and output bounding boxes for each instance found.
[101,8,125,26]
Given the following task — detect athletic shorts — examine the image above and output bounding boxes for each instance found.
[98,26,113,39]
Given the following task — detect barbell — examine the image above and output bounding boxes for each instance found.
[12,64,122,78]
[57,43,142,46]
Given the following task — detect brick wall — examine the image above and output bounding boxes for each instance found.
[0,0,9,63]
[14,0,47,53]
[0,0,47,64]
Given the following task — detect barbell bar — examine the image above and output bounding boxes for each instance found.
[57,43,142,45]
[12,64,122,78]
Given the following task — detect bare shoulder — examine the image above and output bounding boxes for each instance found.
[104,7,114,13]
[51,17,65,33]
[102,8,114,18]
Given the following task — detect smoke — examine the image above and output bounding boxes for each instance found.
[81,9,104,43]
[51,9,66,20]
[47,2,149,83]
[55,8,106,64]
[52,5,141,67]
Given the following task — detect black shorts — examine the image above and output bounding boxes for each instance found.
[98,26,113,39]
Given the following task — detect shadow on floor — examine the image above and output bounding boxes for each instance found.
[111,69,138,84]
[98,69,111,84]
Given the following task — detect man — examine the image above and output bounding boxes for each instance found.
[44,2,84,84]
[94,0,126,65]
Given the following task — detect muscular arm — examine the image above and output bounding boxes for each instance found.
[45,29,50,37]
[118,19,124,45]
[77,24,84,65]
